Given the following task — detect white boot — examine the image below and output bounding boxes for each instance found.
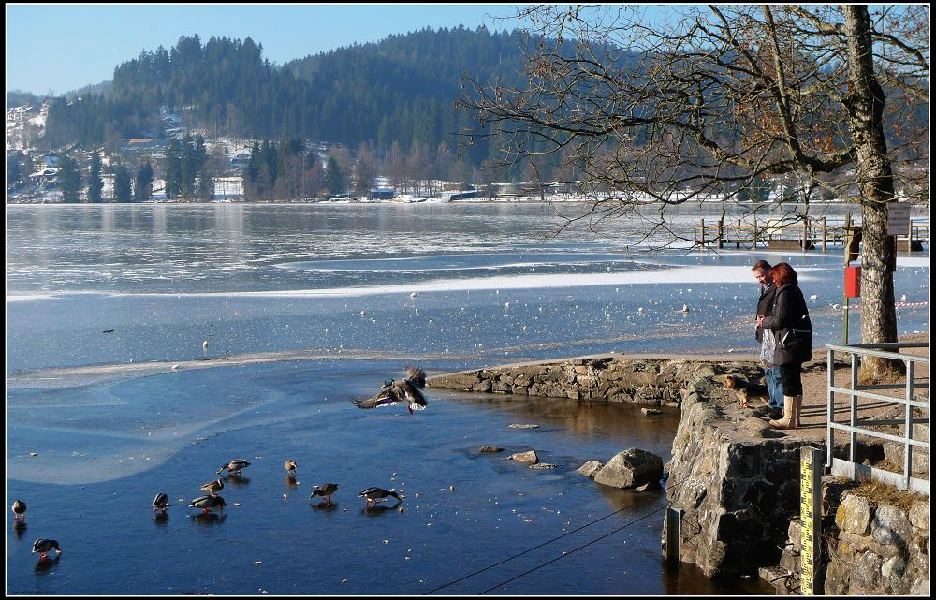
[769,395,801,430]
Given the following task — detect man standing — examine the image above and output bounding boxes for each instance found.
[752,259,782,420]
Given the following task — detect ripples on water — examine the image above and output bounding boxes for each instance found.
[6,203,927,594]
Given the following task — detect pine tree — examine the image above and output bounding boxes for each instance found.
[113,165,133,202]
[58,155,82,203]
[135,162,154,201]
[325,156,345,196]
[242,141,261,200]
[165,139,183,199]
[198,169,214,200]
[88,151,104,202]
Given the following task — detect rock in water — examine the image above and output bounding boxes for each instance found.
[508,450,538,463]
[592,448,664,489]
[576,460,604,479]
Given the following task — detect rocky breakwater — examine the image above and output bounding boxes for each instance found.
[426,354,761,405]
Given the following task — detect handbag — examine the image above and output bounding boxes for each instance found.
[759,328,776,365]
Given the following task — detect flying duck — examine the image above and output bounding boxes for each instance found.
[217,459,251,476]
[354,366,428,414]
[152,492,169,514]
[310,483,339,506]
[189,495,227,515]
[284,459,298,475]
[359,487,403,506]
[12,499,27,523]
[32,538,62,560]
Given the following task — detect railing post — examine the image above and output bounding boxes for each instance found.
[904,360,914,490]
[753,215,758,247]
[822,217,828,251]
[850,353,859,463]
[700,218,705,249]
[717,218,724,249]
[827,349,835,469]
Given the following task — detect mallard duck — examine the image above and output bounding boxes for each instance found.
[152,492,169,514]
[200,478,224,496]
[284,459,298,475]
[354,366,428,414]
[189,495,226,515]
[310,483,339,505]
[217,459,251,476]
[12,499,27,522]
[32,538,62,560]
[359,487,403,506]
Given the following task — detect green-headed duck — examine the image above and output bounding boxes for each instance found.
[354,366,428,414]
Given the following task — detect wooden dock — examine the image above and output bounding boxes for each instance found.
[696,216,928,252]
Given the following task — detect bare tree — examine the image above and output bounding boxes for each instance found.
[459,4,928,381]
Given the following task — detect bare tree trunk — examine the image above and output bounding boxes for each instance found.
[843,6,902,382]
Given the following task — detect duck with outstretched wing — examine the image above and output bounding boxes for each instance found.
[354,366,428,415]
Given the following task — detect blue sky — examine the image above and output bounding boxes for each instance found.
[6,4,525,95]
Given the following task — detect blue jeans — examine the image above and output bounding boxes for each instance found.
[765,366,783,409]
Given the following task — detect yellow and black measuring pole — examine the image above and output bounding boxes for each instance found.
[800,446,823,595]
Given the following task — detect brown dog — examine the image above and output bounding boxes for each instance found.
[724,374,770,408]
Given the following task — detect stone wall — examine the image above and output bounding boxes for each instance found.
[825,485,929,594]
[428,354,763,405]
[664,373,817,577]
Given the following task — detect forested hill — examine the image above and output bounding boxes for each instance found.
[37,26,534,164]
[283,26,531,155]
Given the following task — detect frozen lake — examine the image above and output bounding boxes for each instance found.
[6,202,928,594]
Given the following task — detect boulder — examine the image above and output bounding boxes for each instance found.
[593,448,664,489]
[577,460,604,478]
[509,450,538,463]
[479,446,505,453]
[836,493,872,536]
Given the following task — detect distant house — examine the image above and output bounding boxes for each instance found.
[230,149,252,170]
[29,167,59,189]
[369,187,395,199]
[124,138,160,151]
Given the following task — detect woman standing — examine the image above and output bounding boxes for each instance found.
[757,262,812,430]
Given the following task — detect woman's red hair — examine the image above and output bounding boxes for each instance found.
[769,262,797,286]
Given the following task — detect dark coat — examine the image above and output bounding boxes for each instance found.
[754,282,776,343]
[761,283,813,364]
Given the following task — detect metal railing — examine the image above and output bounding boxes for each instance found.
[825,342,929,495]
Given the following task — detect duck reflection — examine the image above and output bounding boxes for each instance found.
[34,555,60,574]
[192,512,227,526]
[285,475,300,489]
[362,505,400,516]
[154,512,169,526]
[223,474,251,486]
[14,521,27,538]
[311,502,338,512]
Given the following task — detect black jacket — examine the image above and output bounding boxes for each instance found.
[755,282,776,343]
[761,283,813,364]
